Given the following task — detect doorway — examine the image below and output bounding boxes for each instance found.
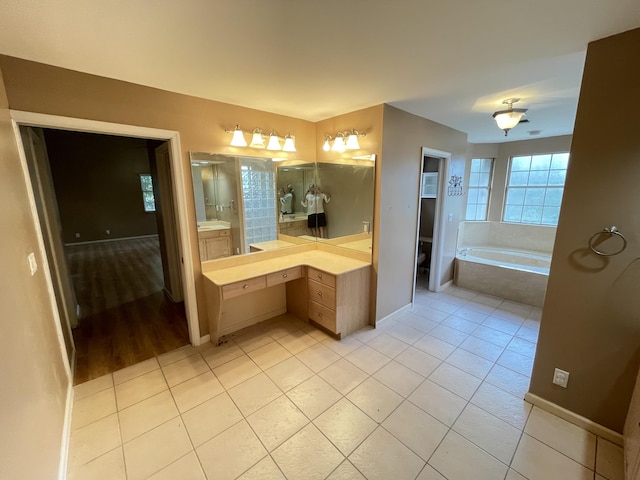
[13,112,199,384]
[414,147,450,296]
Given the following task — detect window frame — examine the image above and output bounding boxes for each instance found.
[139,173,156,213]
[465,158,494,221]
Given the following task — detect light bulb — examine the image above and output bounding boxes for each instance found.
[282,134,296,152]
[267,133,281,150]
[331,135,345,152]
[250,130,265,148]
[323,138,331,151]
[345,133,360,150]
[230,125,247,147]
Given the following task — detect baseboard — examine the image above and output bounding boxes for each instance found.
[218,307,287,337]
[438,279,453,291]
[524,392,623,446]
[65,234,159,247]
[199,334,211,346]
[58,383,74,480]
[376,303,412,327]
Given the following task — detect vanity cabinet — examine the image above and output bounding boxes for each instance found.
[198,229,231,261]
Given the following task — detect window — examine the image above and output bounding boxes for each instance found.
[139,174,156,212]
[466,158,493,221]
[503,152,569,225]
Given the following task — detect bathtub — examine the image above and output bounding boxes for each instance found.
[454,247,551,307]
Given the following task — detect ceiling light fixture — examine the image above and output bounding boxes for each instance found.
[492,98,528,136]
[225,125,296,152]
[324,129,366,153]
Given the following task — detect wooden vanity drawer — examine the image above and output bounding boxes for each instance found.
[266,266,303,287]
[219,229,230,237]
[307,267,336,288]
[307,279,336,309]
[308,300,337,332]
[222,276,266,300]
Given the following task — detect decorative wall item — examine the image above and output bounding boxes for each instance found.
[448,174,464,196]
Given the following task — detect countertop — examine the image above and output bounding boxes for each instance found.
[203,250,370,285]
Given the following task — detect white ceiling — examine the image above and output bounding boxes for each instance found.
[0,1,639,143]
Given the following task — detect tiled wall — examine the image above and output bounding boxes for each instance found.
[457,222,556,254]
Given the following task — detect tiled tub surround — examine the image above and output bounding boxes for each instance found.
[455,222,557,307]
[67,285,624,480]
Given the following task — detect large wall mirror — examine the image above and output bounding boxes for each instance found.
[190,152,374,261]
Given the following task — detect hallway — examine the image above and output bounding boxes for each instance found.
[69,236,189,384]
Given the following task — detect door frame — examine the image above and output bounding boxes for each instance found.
[10,110,201,345]
[413,146,450,299]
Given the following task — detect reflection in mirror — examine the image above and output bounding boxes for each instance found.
[276,162,315,237]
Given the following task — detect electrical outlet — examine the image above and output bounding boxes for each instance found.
[106,229,111,235]
[553,368,570,388]
[75,232,80,238]
[27,252,38,276]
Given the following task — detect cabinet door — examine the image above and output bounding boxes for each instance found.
[205,237,231,260]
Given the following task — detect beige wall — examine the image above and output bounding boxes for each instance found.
[529,28,640,433]
[376,105,468,320]
[0,66,70,480]
[0,55,317,335]
[471,135,573,223]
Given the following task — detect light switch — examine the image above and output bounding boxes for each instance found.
[28,252,38,276]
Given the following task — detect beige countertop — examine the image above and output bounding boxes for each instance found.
[249,240,297,251]
[203,250,370,285]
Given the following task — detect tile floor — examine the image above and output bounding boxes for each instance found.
[67,285,625,480]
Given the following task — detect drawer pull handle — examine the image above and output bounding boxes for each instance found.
[317,292,322,296]
[318,274,322,278]
[283,274,288,278]
[243,284,249,289]
[318,313,323,317]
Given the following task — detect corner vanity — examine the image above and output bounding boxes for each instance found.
[202,243,371,344]
[197,221,232,261]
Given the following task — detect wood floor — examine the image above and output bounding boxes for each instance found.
[68,236,189,385]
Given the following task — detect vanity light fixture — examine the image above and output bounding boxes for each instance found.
[228,125,247,147]
[324,129,366,152]
[282,134,296,152]
[267,132,281,151]
[225,125,296,152]
[492,98,528,136]
[249,128,265,148]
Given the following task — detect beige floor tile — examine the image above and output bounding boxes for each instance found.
[233,327,275,353]
[367,333,410,358]
[445,348,494,379]
[428,362,482,400]
[424,298,461,314]
[505,469,528,479]
[382,322,425,345]
[408,379,467,426]
[485,364,531,398]
[470,381,532,429]
[452,403,521,464]
[272,424,344,479]
[412,334,456,360]
[296,342,341,372]
[247,340,292,370]
[345,344,391,375]
[396,311,439,333]
[373,360,424,397]
[497,349,534,377]
[346,377,403,423]
[71,388,117,431]
[161,354,209,388]
[170,370,224,413]
[112,357,159,385]
[395,346,441,377]
[237,455,286,479]
[459,336,505,362]
[481,316,521,336]
[350,325,384,343]
[314,398,377,455]
[276,329,318,354]
[596,437,624,480]
[428,324,469,346]
[182,392,243,446]
[471,293,504,308]
[349,426,425,480]
[265,356,315,392]
[123,418,192,480]
[318,357,369,395]
[382,400,448,461]
[471,325,513,347]
[511,434,594,480]
[68,413,121,468]
[415,464,447,479]
[74,373,113,401]
[322,335,363,357]
[67,446,125,480]
[516,325,539,343]
[326,460,366,479]
[506,336,537,358]
[157,345,199,366]
[201,341,244,369]
[442,315,480,334]
[197,420,268,480]
[410,304,450,323]
[429,430,508,480]
[212,354,261,389]
[228,372,282,416]
[498,300,533,317]
[287,375,342,419]
[452,305,491,323]
[118,390,179,443]
[147,451,205,480]
[247,395,309,451]
[114,369,167,410]
[525,406,596,468]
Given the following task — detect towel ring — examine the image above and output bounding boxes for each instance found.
[588,226,627,256]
